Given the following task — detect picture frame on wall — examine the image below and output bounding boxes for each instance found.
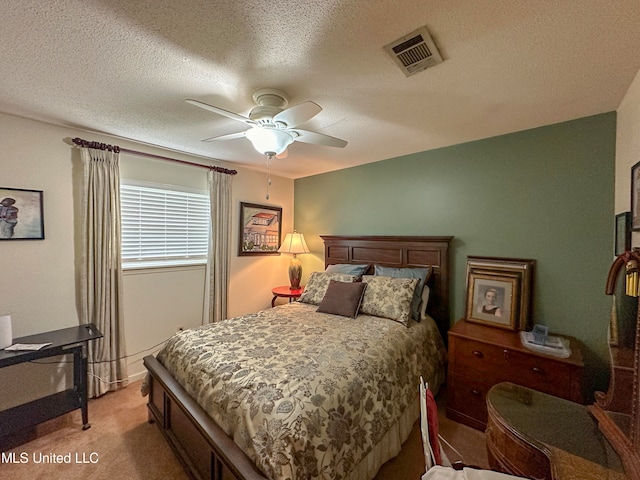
[238,202,282,256]
[0,187,44,240]
[464,256,535,331]
[615,211,632,256]
[632,160,640,231]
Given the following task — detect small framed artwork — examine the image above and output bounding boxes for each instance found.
[615,211,632,256]
[238,202,282,256]
[632,160,640,231]
[465,256,535,330]
[0,187,44,240]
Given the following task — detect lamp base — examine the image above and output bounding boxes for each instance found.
[288,257,302,290]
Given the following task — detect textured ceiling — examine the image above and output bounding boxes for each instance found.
[2,0,640,178]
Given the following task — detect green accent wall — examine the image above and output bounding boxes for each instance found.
[294,113,616,390]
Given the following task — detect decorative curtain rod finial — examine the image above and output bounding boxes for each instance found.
[72,137,120,152]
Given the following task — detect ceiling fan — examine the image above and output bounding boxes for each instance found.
[185,88,348,158]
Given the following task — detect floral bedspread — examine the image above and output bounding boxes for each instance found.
[156,302,447,480]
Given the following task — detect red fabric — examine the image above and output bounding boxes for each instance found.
[425,387,442,465]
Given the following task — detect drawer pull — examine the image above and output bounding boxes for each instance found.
[532,366,545,374]
[472,350,484,358]
[503,349,510,360]
[471,389,482,396]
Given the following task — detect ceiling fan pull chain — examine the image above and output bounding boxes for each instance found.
[266,154,272,200]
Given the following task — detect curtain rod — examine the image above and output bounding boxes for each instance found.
[71,137,238,175]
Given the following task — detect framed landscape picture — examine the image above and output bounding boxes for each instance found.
[0,187,44,240]
[238,202,282,256]
[464,256,535,330]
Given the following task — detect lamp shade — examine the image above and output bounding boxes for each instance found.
[278,232,310,254]
[279,232,309,290]
[245,127,295,156]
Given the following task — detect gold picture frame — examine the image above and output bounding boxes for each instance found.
[464,256,535,331]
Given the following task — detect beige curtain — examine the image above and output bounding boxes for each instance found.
[80,147,128,397]
[204,169,233,323]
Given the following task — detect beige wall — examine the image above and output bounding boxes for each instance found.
[0,112,294,408]
[616,69,640,249]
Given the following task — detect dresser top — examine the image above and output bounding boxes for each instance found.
[449,319,584,366]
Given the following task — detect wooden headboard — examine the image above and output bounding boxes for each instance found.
[321,235,453,339]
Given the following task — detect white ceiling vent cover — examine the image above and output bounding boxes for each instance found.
[384,26,443,77]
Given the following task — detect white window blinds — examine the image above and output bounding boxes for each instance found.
[120,182,210,268]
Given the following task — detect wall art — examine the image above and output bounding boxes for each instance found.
[0,187,44,240]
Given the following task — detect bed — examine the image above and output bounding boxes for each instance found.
[143,235,453,480]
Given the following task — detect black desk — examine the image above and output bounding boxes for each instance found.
[0,324,103,438]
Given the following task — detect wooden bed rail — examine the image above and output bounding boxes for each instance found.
[144,355,266,480]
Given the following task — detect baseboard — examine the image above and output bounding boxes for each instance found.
[128,370,148,383]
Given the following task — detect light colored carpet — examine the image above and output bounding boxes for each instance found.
[0,380,189,480]
[0,382,488,479]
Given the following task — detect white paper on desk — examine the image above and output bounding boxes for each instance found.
[0,315,12,349]
[4,343,52,351]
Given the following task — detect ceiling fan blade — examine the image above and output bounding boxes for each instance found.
[202,131,247,143]
[185,99,256,125]
[273,101,322,128]
[293,129,347,148]
[276,149,288,159]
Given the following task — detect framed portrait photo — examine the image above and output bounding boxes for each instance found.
[466,272,518,329]
[0,187,44,240]
[238,202,282,256]
[464,256,535,330]
[632,161,640,231]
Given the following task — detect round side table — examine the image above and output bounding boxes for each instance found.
[271,285,304,307]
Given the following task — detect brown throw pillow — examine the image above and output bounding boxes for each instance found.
[316,280,367,318]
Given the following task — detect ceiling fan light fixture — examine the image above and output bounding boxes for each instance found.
[187,89,347,155]
[245,127,294,156]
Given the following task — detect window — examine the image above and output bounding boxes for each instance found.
[120,181,210,268]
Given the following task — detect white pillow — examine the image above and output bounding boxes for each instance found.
[419,285,431,321]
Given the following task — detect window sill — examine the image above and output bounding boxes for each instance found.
[123,259,206,273]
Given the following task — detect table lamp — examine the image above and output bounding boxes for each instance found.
[278,231,309,289]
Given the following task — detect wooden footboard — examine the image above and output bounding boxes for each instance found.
[143,355,267,480]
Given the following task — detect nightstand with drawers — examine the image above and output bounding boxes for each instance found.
[446,319,585,430]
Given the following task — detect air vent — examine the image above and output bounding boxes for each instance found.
[384,26,443,77]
